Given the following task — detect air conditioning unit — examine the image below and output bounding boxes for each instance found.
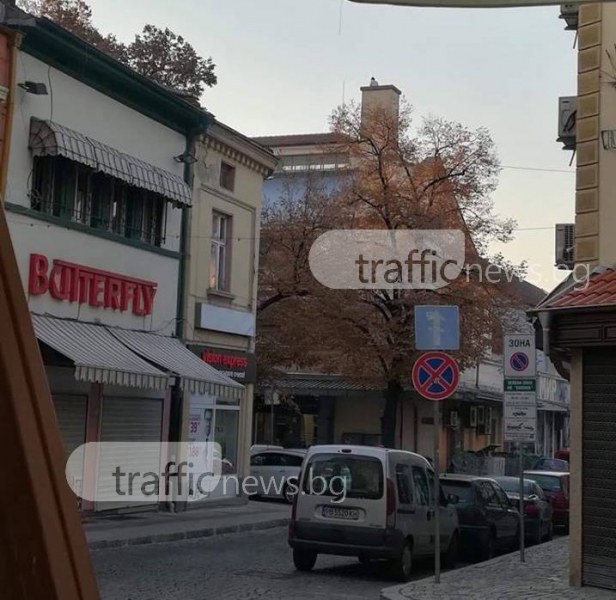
[555,223,575,270]
[559,4,579,30]
[469,406,478,428]
[558,96,577,150]
[448,411,459,428]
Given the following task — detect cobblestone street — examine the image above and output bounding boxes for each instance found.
[382,537,614,600]
[93,527,436,600]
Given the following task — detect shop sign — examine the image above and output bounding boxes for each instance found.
[190,345,257,383]
[28,253,157,316]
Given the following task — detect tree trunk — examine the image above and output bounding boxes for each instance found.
[382,379,403,449]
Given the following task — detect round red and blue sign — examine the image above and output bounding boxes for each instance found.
[510,352,529,372]
[411,351,460,401]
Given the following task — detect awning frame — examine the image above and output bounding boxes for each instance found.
[29,118,192,206]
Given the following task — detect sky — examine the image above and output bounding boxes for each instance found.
[86,0,577,292]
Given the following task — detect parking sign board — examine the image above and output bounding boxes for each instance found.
[504,334,536,378]
[503,334,537,443]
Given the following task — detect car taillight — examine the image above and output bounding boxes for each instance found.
[386,478,396,526]
[524,502,540,517]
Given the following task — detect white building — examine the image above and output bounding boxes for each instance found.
[2,10,242,511]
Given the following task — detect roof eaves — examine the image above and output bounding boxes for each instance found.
[10,15,209,135]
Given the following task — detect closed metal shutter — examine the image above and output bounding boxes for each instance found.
[53,395,88,457]
[583,349,616,590]
[53,395,87,501]
[96,397,163,511]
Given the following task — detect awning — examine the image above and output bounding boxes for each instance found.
[32,315,170,390]
[29,118,192,206]
[108,328,244,399]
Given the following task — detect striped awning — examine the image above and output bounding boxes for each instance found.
[29,118,192,206]
[109,328,244,400]
[32,315,170,390]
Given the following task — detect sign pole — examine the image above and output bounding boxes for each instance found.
[434,400,441,584]
[519,444,525,562]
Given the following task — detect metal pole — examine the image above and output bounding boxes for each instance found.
[519,444,525,562]
[434,401,441,584]
[270,399,275,445]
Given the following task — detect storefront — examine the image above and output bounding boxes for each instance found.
[0,16,244,512]
[188,345,255,500]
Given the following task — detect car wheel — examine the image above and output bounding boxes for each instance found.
[545,522,554,541]
[390,541,413,582]
[534,523,543,546]
[482,531,496,561]
[283,483,296,504]
[293,548,317,572]
[444,532,459,569]
[510,527,520,553]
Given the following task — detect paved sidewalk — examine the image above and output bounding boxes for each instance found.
[85,499,290,550]
[381,538,615,600]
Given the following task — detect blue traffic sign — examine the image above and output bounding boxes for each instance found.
[414,305,460,350]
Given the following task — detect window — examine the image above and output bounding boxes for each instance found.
[302,454,383,499]
[427,469,447,507]
[219,161,236,192]
[477,481,501,507]
[395,464,412,505]
[492,484,510,508]
[412,466,429,506]
[440,482,474,506]
[210,212,230,291]
[214,408,239,475]
[31,156,167,247]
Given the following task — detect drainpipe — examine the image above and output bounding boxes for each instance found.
[170,112,211,446]
[538,311,551,356]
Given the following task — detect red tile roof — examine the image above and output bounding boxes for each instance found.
[251,132,347,148]
[540,266,616,309]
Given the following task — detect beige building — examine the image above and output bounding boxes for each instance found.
[181,120,276,500]
[532,3,616,592]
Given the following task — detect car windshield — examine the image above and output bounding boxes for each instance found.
[495,479,535,495]
[302,454,384,499]
[440,482,474,505]
[534,458,569,471]
[527,474,562,492]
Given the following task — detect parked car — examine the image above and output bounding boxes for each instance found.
[250,449,306,503]
[250,444,284,454]
[440,474,521,560]
[532,457,569,472]
[289,445,460,582]
[524,471,570,532]
[493,476,553,545]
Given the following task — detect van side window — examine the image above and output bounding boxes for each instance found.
[395,464,412,505]
[426,470,446,507]
[412,466,429,506]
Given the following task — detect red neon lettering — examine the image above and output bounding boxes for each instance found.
[89,273,105,308]
[104,277,122,310]
[28,254,49,295]
[141,285,157,316]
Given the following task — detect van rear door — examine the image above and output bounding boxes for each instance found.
[296,450,388,545]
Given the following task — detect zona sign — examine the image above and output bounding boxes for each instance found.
[412,351,460,401]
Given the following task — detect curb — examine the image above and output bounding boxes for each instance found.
[88,517,289,550]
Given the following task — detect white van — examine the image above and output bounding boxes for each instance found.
[288,445,460,581]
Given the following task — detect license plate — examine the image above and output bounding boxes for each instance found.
[322,506,359,520]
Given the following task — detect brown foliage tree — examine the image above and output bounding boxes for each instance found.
[19,0,216,97]
[258,100,524,447]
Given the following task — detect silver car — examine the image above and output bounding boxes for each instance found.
[250,448,307,503]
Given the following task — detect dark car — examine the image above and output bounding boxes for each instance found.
[440,474,521,560]
[493,476,553,545]
[524,471,570,532]
[532,458,569,472]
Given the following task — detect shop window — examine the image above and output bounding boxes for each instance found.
[31,156,167,247]
[219,161,236,192]
[214,409,239,475]
[210,212,231,291]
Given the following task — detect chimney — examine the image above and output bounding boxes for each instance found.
[360,78,402,133]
